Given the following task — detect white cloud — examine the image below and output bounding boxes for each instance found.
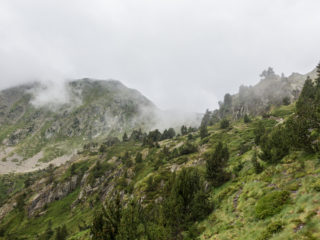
[0,0,320,112]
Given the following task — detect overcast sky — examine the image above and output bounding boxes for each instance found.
[1,0,320,112]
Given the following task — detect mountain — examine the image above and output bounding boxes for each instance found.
[0,79,161,174]
[208,67,317,122]
[0,79,201,174]
[0,65,319,240]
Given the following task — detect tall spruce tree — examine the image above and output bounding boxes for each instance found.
[200,123,208,139]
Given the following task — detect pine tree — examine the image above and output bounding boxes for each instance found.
[282,96,290,106]
[315,63,320,130]
[135,152,143,163]
[122,132,128,142]
[55,225,68,240]
[117,200,144,240]
[201,109,212,126]
[129,129,143,142]
[243,114,251,123]
[123,151,133,167]
[296,77,316,121]
[91,194,122,240]
[220,119,230,129]
[206,142,229,186]
[316,62,320,86]
[16,193,26,212]
[200,123,208,139]
[286,116,313,152]
[162,168,211,237]
[38,221,54,240]
[181,125,188,135]
[251,150,263,174]
[254,121,265,145]
[223,93,232,109]
[167,128,176,139]
[259,126,289,163]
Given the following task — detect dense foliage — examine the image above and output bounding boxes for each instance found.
[91,168,212,240]
[1,64,320,240]
[205,142,229,187]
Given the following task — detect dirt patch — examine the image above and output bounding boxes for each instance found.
[0,149,77,174]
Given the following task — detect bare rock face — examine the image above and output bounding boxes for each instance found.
[0,202,15,220]
[216,68,318,120]
[28,175,78,216]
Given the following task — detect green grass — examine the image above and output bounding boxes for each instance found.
[270,104,295,118]
[1,103,320,239]
[0,188,95,239]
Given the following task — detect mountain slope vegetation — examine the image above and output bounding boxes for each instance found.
[0,79,159,173]
[0,65,319,240]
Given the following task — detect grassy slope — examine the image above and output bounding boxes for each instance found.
[0,104,320,239]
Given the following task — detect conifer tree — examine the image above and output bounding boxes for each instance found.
[135,152,143,163]
[254,121,265,145]
[220,119,230,129]
[200,123,208,139]
[117,200,144,240]
[55,225,68,240]
[181,125,188,135]
[251,150,263,174]
[296,77,316,121]
[91,194,122,240]
[259,126,289,163]
[206,142,229,186]
[167,128,176,139]
[243,114,251,123]
[162,168,211,237]
[201,109,212,126]
[122,132,128,142]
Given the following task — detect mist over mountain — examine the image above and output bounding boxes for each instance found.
[0,65,316,174]
[201,67,318,124]
[0,78,201,174]
[0,63,319,239]
[1,1,320,239]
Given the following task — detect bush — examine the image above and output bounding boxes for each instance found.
[220,119,230,129]
[285,182,300,192]
[87,160,112,185]
[312,180,320,192]
[16,193,26,212]
[257,221,283,240]
[244,114,251,123]
[55,225,68,240]
[254,121,266,145]
[135,152,143,163]
[259,126,289,164]
[251,151,263,174]
[255,191,290,219]
[239,142,251,155]
[179,142,198,155]
[282,96,291,106]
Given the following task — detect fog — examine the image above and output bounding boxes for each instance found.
[1,0,320,112]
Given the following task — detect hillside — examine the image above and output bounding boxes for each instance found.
[0,79,160,174]
[208,68,317,121]
[0,66,319,240]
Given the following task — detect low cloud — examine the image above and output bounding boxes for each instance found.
[1,0,320,112]
[29,80,70,108]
